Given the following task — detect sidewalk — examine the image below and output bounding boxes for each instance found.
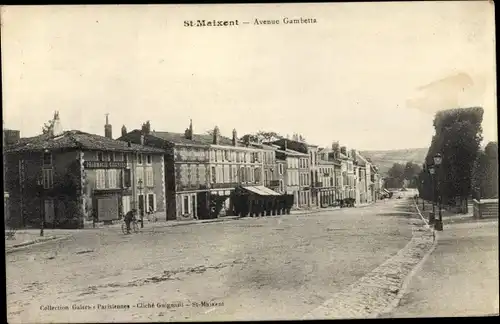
[5,229,73,251]
[384,217,499,317]
[84,215,242,230]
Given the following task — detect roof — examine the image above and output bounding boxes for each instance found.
[151,131,208,146]
[193,133,233,146]
[6,130,165,154]
[275,148,308,157]
[318,159,338,165]
[243,186,281,196]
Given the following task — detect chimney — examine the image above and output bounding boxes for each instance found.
[127,141,132,147]
[213,126,220,145]
[104,113,112,139]
[232,129,237,146]
[340,146,347,156]
[351,149,357,162]
[121,125,127,137]
[52,111,63,136]
[184,119,193,140]
[331,141,340,159]
[284,140,288,151]
[3,129,20,146]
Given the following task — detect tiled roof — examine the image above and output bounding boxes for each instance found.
[193,134,233,146]
[151,131,208,146]
[6,130,165,153]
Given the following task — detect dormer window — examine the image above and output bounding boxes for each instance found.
[97,152,104,162]
[146,154,152,165]
[110,153,115,162]
[137,153,143,165]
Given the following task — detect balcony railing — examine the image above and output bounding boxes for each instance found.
[176,183,209,191]
[211,182,240,189]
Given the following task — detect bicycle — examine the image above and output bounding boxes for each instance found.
[121,218,139,234]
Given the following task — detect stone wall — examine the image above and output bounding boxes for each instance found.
[473,199,499,219]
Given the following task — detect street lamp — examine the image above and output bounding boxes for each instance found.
[36,178,44,237]
[422,163,427,211]
[428,164,436,225]
[137,178,144,228]
[433,153,443,231]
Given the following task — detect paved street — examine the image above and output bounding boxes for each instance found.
[7,199,417,322]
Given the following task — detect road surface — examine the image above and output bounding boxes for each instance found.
[7,198,416,322]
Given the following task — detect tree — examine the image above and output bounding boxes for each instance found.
[424,107,484,211]
[255,131,283,142]
[386,163,405,188]
[141,121,151,134]
[472,141,498,199]
[403,162,422,187]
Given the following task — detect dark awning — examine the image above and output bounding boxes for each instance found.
[243,186,281,196]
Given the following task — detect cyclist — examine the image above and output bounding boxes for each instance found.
[124,209,137,234]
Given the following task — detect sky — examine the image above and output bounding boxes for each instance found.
[1,2,496,151]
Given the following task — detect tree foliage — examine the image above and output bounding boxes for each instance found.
[385,161,422,188]
[420,107,484,205]
[472,141,498,199]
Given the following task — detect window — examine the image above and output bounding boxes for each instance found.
[110,153,115,162]
[211,166,216,183]
[123,169,131,187]
[247,166,252,182]
[97,152,104,162]
[42,153,52,166]
[232,166,238,182]
[279,164,284,175]
[240,166,245,182]
[254,167,261,183]
[224,165,230,183]
[225,150,230,161]
[146,169,154,187]
[108,169,118,188]
[137,154,143,165]
[96,170,106,189]
[42,169,53,189]
[124,154,129,163]
[146,155,152,165]
[279,179,284,193]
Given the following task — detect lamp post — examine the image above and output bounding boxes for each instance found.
[433,153,443,231]
[137,178,144,228]
[428,164,436,225]
[37,178,44,237]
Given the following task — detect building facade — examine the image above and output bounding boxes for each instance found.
[5,129,165,228]
[119,121,212,221]
[339,146,356,199]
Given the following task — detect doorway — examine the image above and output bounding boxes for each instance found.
[138,194,145,216]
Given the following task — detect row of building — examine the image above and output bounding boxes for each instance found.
[3,112,385,228]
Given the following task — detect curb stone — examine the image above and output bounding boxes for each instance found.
[302,201,436,320]
[5,234,72,254]
[377,200,439,317]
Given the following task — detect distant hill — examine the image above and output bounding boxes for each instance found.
[360,148,428,176]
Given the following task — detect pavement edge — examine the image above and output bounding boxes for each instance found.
[5,234,72,254]
[376,199,439,318]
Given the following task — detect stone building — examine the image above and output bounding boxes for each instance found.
[4,117,165,228]
[119,120,212,221]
